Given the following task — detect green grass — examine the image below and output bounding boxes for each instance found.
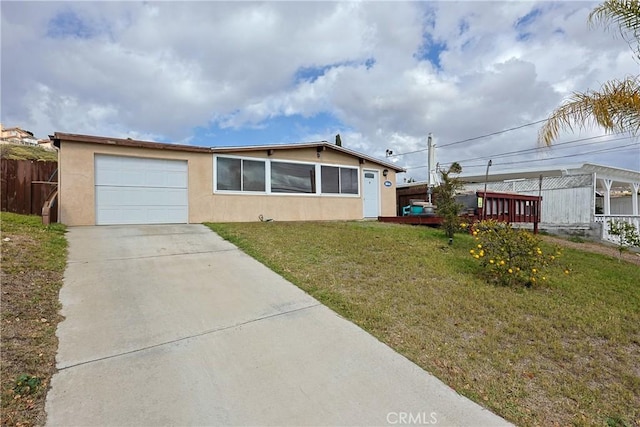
[1,212,67,426]
[206,221,640,427]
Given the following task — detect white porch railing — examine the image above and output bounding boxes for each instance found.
[594,215,640,244]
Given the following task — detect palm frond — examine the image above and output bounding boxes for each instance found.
[589,0,640,57]
[538,77,640,146]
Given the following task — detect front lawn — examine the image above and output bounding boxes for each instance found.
[206,221,639,427]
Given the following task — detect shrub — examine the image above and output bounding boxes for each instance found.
[470,220,566,287]
[433,162,464,243]
[607,220,640,261]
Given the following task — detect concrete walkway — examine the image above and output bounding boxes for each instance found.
[46,224,511,426]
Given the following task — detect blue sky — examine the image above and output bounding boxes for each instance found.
[1,1,638,178]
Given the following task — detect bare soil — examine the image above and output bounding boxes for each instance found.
[1,215,66,427]
[541,235,640,266]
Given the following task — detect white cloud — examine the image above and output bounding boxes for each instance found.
[1,1,638,173]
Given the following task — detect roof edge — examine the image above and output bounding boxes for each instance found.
[51,132,405,172]
[51,132,212,153]
[212,141,405,171]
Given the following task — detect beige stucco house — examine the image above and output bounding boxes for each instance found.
[51,132,404,226]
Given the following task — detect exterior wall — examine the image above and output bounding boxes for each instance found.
[463,174,594,228]
[379,170,397,217]
[211,147,397,221]
[524,187,592,226]
[58,140,398,225]
[58,141,214,226]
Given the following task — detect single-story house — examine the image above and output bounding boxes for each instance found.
[51,132,405,226]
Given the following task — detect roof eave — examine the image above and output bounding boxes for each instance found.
[51,132,406,172]
[210,141,406,172]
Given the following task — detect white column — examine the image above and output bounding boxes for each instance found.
[603,179,613,215]
[632,182,640,216]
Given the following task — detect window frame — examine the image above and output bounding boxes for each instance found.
[214,155,267,194]
[213,155,361,197]
[320,165,360,195]
[270,159,318,195]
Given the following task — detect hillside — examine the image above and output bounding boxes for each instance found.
[0,144,57,162]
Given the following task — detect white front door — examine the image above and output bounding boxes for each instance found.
[363,170,380,218]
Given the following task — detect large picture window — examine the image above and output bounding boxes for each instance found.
[271,162,316,193]
[216,157,265,192]
[214,156,361,196]
[321,166,358,194]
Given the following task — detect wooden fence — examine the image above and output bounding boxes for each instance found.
[1,159,58,221]
[397,184,430,215]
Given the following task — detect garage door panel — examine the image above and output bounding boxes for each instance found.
[96,206,187,225]
[95,155,188,225]
[96,161,187,188]
[96,187,187,207]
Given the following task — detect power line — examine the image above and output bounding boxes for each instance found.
[437,134,632,168]
[438,119,548,148]
[404,141,639,170]
[473,141,638,168]
[387,118,547,158]
[462,142,640,169]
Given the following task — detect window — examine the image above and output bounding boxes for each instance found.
[271,162,316,193]
[214,156,360,197]
[216,157,240,191]
[321,166,339,193]
[321,166,359,194]
[242,160,266,191]
[216,157,265,192]
[340,168,358,194]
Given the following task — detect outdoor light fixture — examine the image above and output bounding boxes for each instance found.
[383,169,389,177]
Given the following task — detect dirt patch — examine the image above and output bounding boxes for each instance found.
[1,214,67,427]
[541,235,640,266]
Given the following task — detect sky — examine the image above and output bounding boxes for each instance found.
[1,1,639,180]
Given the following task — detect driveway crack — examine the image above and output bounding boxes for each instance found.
[71,248,239,263]
[57,302,321,371]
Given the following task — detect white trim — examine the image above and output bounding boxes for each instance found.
[319,164,361,196]
[213,154,360,197]
[213,155,268,195]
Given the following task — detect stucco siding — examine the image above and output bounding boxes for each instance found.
[58,141,213,226]
[209,194,362,222]
[57,138,398,225]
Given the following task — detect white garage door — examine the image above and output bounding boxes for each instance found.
[95,155,188,225]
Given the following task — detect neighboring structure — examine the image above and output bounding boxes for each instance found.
[396,163,640,242]
[51,132,404,226]
[459,163,640,241]
[37,138,55,150]
[0,123,39,146]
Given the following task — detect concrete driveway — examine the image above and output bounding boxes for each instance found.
[46,224,511,426]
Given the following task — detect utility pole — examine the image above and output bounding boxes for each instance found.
[427,133,434,204]
[482,159,492,220]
